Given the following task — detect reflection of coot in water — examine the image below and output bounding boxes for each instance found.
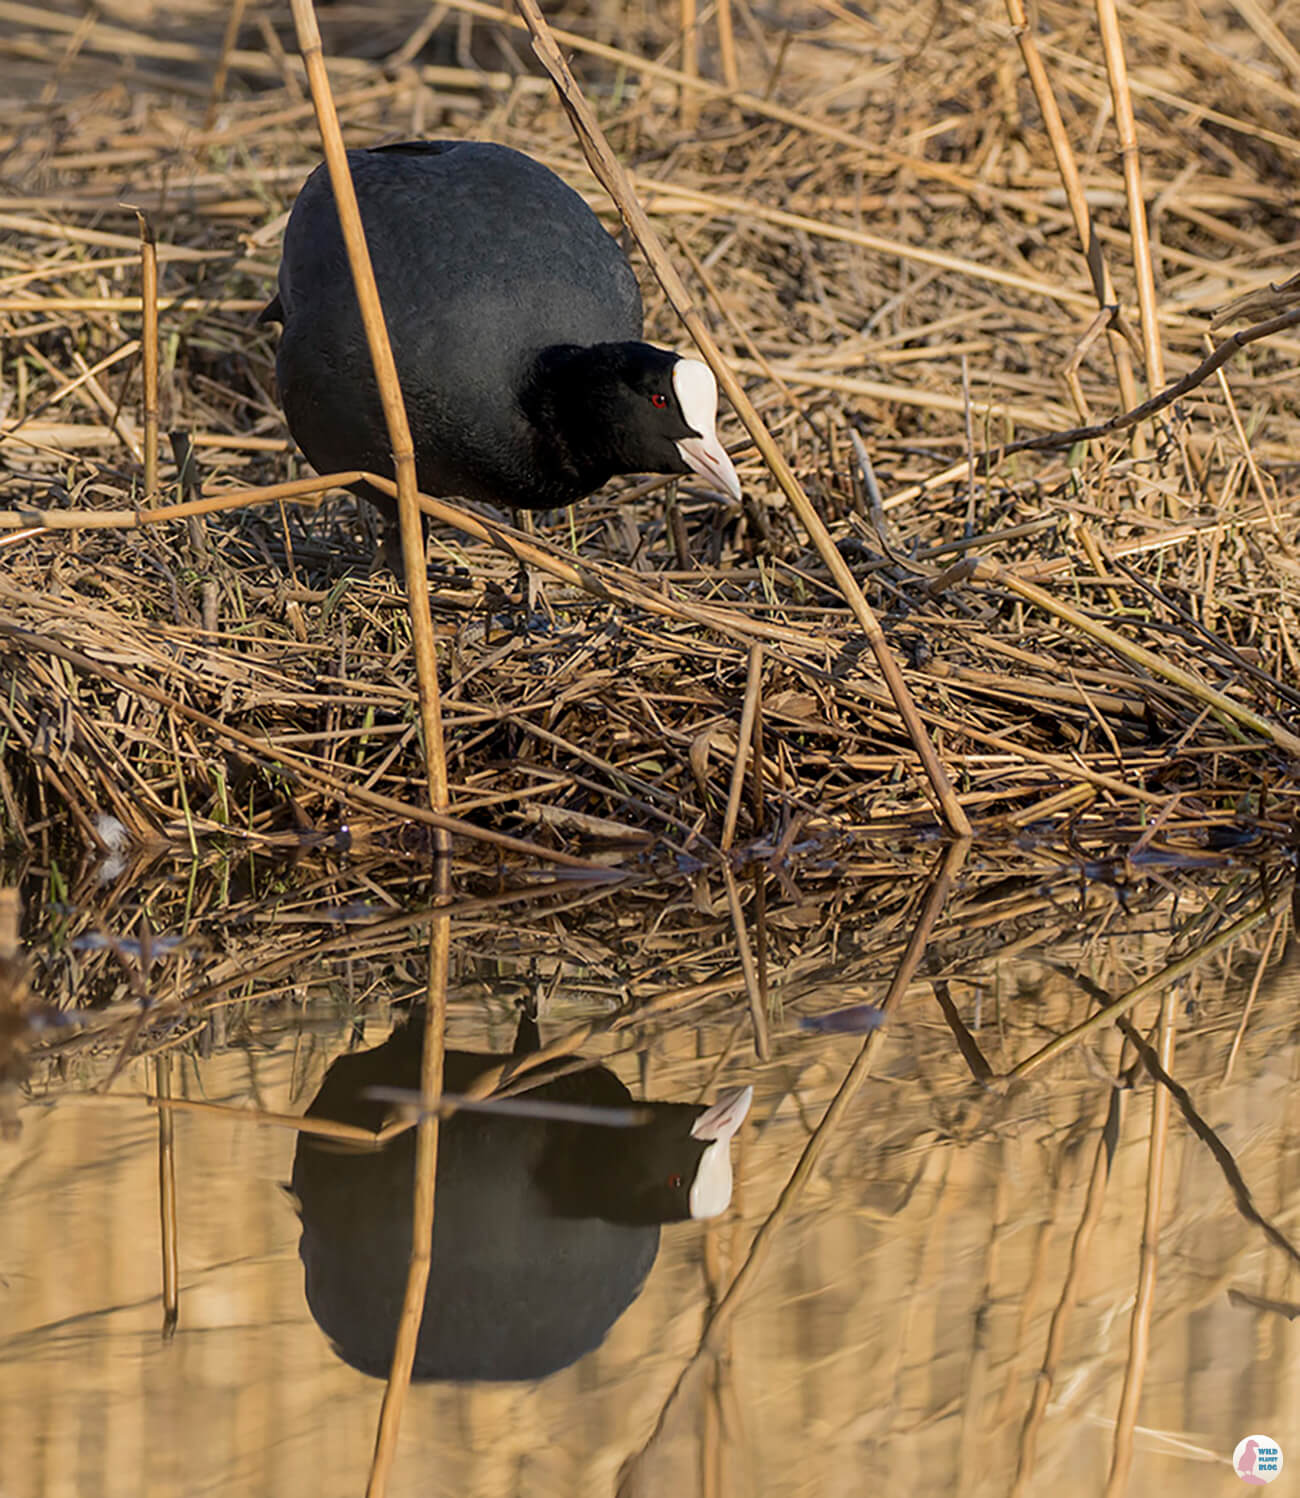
[290,1009,751,1381]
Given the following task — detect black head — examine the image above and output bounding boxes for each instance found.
[582,1086,753,1227]
[525,342,741,504]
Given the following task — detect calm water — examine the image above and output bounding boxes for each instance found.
[1,853,1295,1497]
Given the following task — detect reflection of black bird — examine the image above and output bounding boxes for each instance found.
[261,141,740,554]
[290,1008,750,1381]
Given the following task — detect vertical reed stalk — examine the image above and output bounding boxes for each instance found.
[716,0,739,91]
[721,862,768,1060]
[154,1051,179,1336]
[1103,989,1176,1498]
[136,212,159,499]
[680,0,700,130]
[1002,0,1138,412]
[720,643,762,851]
[367,909,449,1498]
[1095,0,1165,392]
[204,0,251,132]
[288,0,450,837]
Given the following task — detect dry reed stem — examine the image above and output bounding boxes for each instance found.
[721,861,768,1061]
[1003,0,1139,411]
[679,0,699,132]
[720,644,763,852]
[1010,1077,1125,1497]
[152,1051,179,1337]
[516,0,972,838]
[1103,987,1176,1498]
[367,908,449,1498]
[1094,0,1165,393]
[966,557,1300,755]
[148,1094,416,1145]
[134,213,159,499]
[288,0,449,836]
[617,837,970,1494]
[204,0,251,133]
[1221,904,1286,1083]
[1004,901,1267,1082]
[0,473,355,530]
[715,0,738,91]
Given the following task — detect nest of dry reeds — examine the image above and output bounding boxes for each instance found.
[3,0,1300,881]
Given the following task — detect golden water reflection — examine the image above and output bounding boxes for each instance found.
[3,896,1299,1497]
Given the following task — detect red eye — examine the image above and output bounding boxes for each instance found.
[651,392,669,409]
[668,1173,683,1189]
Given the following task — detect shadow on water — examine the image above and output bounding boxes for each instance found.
[2,845,1300,1496]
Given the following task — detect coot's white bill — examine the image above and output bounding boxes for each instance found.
[688,1084,753,1220]
[672,358,742,503]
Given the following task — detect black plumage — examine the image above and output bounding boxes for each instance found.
[290,1009,750,1381]
[263,141,739,532]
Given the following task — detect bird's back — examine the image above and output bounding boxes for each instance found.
[273,141,644,506]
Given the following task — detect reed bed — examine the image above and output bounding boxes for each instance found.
[9,10,1300,1490]
[4,0,1300,869]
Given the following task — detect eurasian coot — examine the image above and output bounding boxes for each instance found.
[290,1007,751,1381]
[262,141,741,540]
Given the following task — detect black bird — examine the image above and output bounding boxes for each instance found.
[290,1007,751,1381]
[261,141,741,553]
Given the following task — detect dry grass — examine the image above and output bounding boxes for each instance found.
[4,2,1300,869]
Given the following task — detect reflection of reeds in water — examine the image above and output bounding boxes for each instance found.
[3,853,1300,1494]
